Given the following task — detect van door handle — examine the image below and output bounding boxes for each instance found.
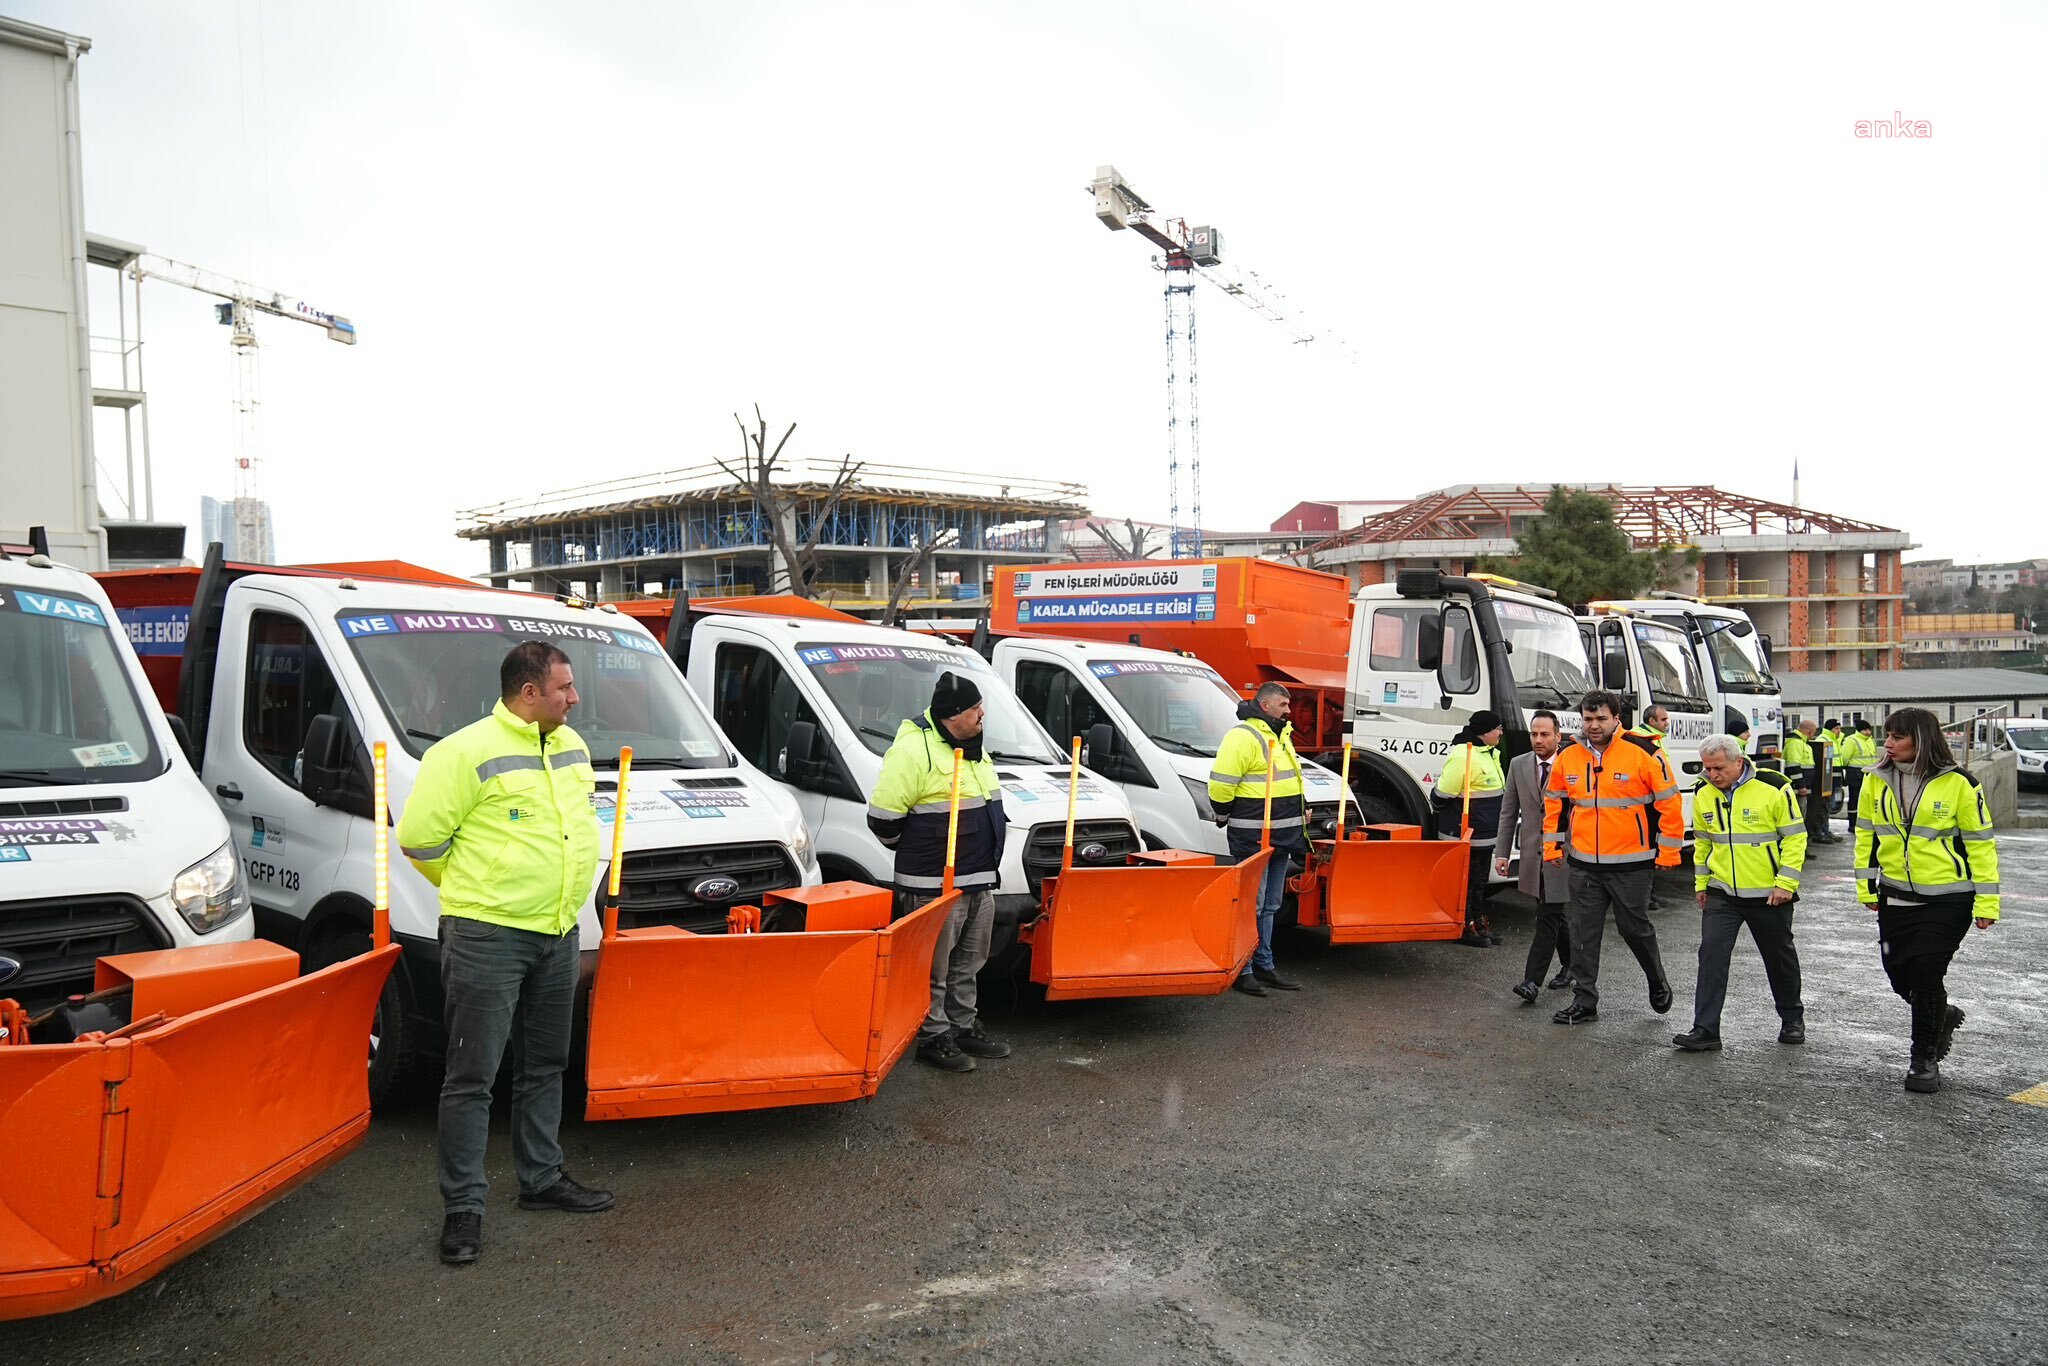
[215,783,243,801]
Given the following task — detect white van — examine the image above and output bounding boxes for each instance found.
[988,635,1357,854]
[0,547,248,1016]
[1593,596,1783,760]
[675,606,1142,962]
[103,553,815,1103]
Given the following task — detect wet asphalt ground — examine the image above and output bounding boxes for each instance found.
[10,821,2045,1365]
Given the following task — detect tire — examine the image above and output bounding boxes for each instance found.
[304,925,428,1111]
[1355,791,1406,828]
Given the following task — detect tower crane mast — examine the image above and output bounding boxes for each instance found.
[1089,165,1348,557]
[128,253,356,561]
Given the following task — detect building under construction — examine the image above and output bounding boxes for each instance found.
[1307,484,1914,672]
[459,459,1089,608]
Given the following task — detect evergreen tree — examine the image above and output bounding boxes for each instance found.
[1478,488,1695,609]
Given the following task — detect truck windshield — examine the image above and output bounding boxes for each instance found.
[1089,659,1242,757]
[1497,601,1591,708]
[337,609,729,766]
[1632,621,1710,713]
[0,587,163,785]
[1701,620,1776,692]
[795,641,1062,763]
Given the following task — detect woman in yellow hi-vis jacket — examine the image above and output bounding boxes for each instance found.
[1434,710,1506,947]
[1854,707,2000,1094]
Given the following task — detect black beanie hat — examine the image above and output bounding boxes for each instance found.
[1467,709,1504,735]
[931,671,982,720]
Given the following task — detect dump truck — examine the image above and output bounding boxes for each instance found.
[98,549,821,1108]
[2,537,396,1319]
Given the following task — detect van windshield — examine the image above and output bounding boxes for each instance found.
[794,641,1062,763]
[337,608,729,766]
[1089,660,1242,757]
[0,586,163,786]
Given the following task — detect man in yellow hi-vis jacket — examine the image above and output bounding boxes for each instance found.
[1208,682,1306,996]
[397,641,611,1268]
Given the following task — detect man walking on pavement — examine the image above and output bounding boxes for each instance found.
[1208,682,1306,996]
[1495,709,1573,1003]
[1672,734,1808,1052]
[869,671,1013,1073]
[1544,689,1684,1025]
[398,641,614,1268]
[1838,719,1877,834]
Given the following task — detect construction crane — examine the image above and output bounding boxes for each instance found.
[129,253,356,561]
[1089,165,1349,557]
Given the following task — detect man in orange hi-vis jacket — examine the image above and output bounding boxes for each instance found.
[1543,688,1685,1025]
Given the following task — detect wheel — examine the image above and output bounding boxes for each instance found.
[304,925,427,1111]
[1355,791,1406,828]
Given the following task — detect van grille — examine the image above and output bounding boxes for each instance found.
[1022,820,1141,896]
[0,894,169,1013]
[0,796,130,819]
[613,842,800,934]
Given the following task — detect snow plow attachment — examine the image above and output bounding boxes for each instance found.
[581,884,953,1121]
[0,940,400,1321]
[1024,850,1268,1000]
[1292,830,1470,943]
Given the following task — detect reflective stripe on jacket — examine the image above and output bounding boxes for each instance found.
[1628,724,1669,752]
[1853,764,2000,919]
[1837,732,1877,769]
[1542,732,1684,868]
[395,700,601,935]
[1207,707,1306,852]
[1781,733,1814,785]
[866,711,1005,891]
[1692,764,1805,899]
[1438,743,1505,798]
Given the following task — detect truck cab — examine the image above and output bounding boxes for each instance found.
[0,547,249,1015]
[100,552,815,1104]
[989,635,1357,854]
[672,602,1142,956]
[1577,604,1716,811]
[1592,596,1782,760]
[1343,570,1593,827]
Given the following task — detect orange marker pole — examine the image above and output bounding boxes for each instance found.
[942,748,964,896]
[1460,742,1474,841]
[1335,742,1353,842]
[372,741,390,949]
[1061,736,1082,875]
[603,745,634,941]
[1261,749,1275,852]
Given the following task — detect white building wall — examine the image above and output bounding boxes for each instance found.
[0,20,98,568]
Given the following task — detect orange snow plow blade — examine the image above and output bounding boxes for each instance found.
[1024,850,1268,1001]
[583,884,954,1122]
[0,942,400,1321]
[1292,831,1469,944]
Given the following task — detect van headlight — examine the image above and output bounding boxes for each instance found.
[790,821,818,872]
[172,841,251,933]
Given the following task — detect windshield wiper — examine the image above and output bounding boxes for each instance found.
[858,725,898,744]
[406,727,444,744]
[1145,733,1211,756]
[594,755,719,770]
[988,749,1054,764]
[0,769,59,787]
[1517,681,1572,706]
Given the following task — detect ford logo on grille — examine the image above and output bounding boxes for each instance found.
[0,954,19,987]
[691,876,742,903]
[1078,842,1109,863]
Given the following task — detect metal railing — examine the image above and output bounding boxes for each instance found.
[1699,578,1775,599]
[1942,704,2014,767]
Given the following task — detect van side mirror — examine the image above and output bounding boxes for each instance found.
[1601,654,1630,692]
[1757,634,1773,668]
[301,714,369,816]
[782,720,822,782]
[1082,722,1121,773]
[1416,614,1444,671]
[165,714,198,768]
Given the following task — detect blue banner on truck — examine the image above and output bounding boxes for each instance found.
[117,606,193,656]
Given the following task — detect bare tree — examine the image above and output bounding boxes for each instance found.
[882,528,960,628]
[1068,518,1162,562]
[716,405,862,597]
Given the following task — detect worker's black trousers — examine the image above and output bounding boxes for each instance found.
[1844,769,1865,833]
[1522,898,1572,985]
[1565,862,1664,1010]
[1877,893,1973,1058]
[1690,890,1803,1035]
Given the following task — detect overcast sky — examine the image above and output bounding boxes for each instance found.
[18,0,2047,571]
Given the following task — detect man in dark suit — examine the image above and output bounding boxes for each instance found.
[1494,709,1574,1003]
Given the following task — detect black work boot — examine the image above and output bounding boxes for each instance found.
[1671,1028,1722,1052]
[917,1032,975,1071]
[1905,1051,1941,1094]
[439,1211,482,1266]
[518,1174,615,1213]
[1232,975,1268,997]
[1254,967,1302,991]
[1937,1004,1965,1061]
[954,1023,1011,1059]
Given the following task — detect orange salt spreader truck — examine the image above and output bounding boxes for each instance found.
[0,536,398,1321]
[979,558,1588,945]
